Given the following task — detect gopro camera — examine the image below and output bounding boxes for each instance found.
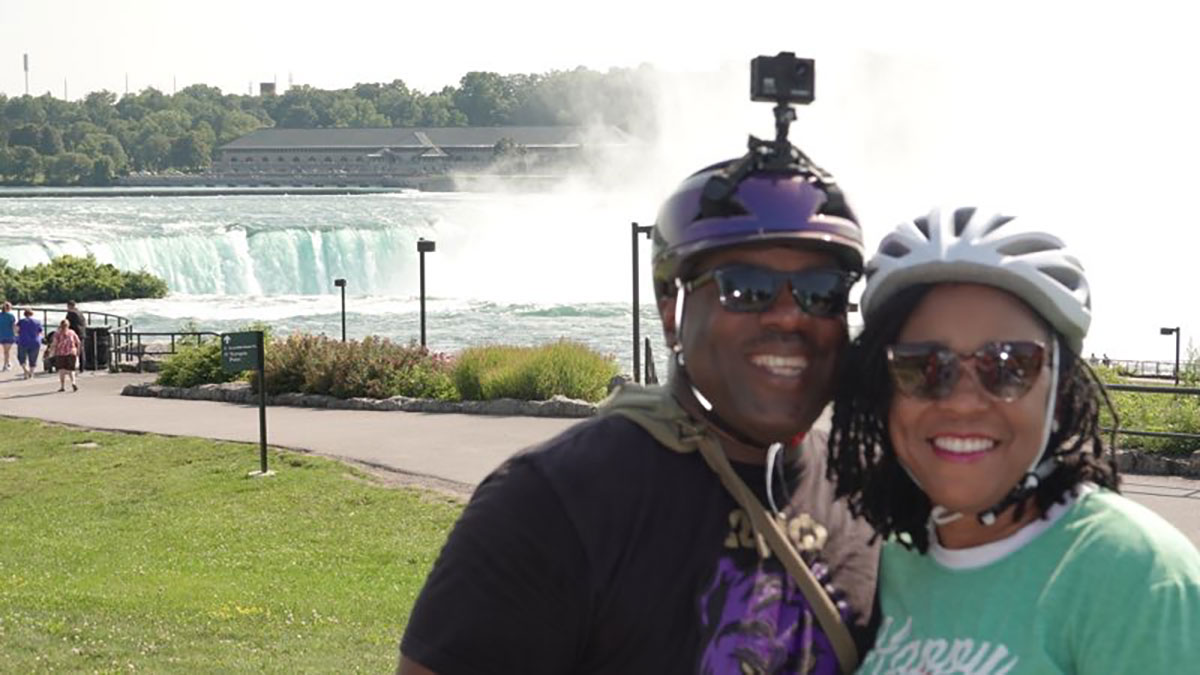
[750,52,815,105]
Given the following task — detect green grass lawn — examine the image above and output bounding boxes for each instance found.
[0,418,462,673]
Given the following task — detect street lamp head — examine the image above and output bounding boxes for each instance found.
[1161,327,1177,335]
[334,278,347,288]
[417,238,436,253]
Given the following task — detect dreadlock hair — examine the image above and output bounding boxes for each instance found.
[828,283,1120,553]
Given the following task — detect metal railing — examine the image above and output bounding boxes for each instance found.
[1103,383,1200,443]
[110,332,221,371]
[1101,359,1198,381]
[23,305,134,372]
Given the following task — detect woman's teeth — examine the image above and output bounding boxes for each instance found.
[750,355,807,377]
[931,436,997,454]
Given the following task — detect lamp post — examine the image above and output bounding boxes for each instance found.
[1160,326,1181,385]
[333,278,347,342]
[631,222,653,383]
[417,238,436,348]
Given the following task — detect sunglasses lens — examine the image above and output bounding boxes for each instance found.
[974,342,1046,401]
[888,341,1046,401]
[888,343,958,399]
[791,270,850,318]
[714,266,781,312]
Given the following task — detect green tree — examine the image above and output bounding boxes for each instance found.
[133,133,171,171]
[2,96,47,126]
[7,124,40,149]
[377,80,420,126]
[89,155,116,186]
[6,146,41,184]
[45,152,93,185]
[454,71,515,125]
[65,121,104,150]
[37,126,64,156]
[419,90,467,127]
[168,131,211,170]
[83,90,118,125]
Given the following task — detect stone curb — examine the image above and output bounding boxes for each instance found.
[120,381,597,418]
[1114,449,1200,479]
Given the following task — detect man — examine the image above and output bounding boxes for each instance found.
[65,300,87,369]
[399,153,880,674]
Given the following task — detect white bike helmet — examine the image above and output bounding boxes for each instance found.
[861,206,1091,354]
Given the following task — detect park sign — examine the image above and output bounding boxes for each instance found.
[221,331,260,372]
[220,331,271,476]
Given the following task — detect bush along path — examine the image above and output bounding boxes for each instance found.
[153,334,618,409]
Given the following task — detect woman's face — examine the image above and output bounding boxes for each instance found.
[887,283,1053,516]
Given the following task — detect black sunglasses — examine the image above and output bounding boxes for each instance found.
[886,340,1048,402]
[684,264,857,318]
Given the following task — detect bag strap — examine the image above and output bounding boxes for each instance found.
[603,385,859,674]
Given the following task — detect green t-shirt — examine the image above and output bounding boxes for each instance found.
[859,488,1200,674]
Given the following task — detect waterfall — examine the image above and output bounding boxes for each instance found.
[39,224,431,296]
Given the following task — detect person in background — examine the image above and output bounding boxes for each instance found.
[65,300,87,370]
[50,319,80,392]
[0,301,16,371]
[15,308,43,380]
[828,206,1200,672]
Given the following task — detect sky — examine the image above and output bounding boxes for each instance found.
[2,0,1200,361]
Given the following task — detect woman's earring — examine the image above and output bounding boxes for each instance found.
[674,349,686,368]
[1051,418,1061,434]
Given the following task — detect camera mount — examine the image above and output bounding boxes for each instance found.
[700,52,849,220]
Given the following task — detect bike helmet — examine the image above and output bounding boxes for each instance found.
[651,161,865,298]
[861,206,1091,354]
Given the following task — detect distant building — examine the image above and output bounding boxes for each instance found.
[259,82,276,97]
[208,126,620,187]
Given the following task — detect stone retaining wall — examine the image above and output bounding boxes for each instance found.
[121,381,596,418]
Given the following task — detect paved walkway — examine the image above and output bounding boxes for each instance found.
[1,370,1197,548]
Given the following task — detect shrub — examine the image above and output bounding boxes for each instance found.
[454,341,617,402]
[0,255,167,303]
[157,339,233,388]
[260,334,456,401]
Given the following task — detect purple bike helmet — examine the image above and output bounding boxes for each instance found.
[652,160,865,297]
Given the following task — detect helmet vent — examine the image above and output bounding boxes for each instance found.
[913,216,931,238]
[982,214,1015,236]
[1039,264,1083,292]
[996,239,1057,257]
[952,207,977,236]
[880,240,911,257]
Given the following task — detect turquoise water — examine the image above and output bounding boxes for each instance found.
[1,190,667,372]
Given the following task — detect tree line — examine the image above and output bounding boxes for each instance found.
[0,67,658,187]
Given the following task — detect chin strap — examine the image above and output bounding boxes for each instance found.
[928,338,1062,529]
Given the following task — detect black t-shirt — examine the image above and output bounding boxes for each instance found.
[66,309,86,335]
[401,414,879,674]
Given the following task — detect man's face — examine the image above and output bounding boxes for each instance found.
[661,243,849,445]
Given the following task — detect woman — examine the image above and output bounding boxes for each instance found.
[15,307,43,380]
[50,318,80,392]
[829,206,1200,673]
[0,301,15,371]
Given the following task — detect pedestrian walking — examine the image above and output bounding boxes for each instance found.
[50,319,80,392]
[0,301,15,372]
[15,308,43,380]
[65,300,87,370]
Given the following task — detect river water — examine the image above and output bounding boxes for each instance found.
[1,188,670,372]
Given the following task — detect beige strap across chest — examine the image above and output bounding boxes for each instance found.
[602,384,859,674]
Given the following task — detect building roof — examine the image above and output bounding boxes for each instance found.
[219,126,610,151]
